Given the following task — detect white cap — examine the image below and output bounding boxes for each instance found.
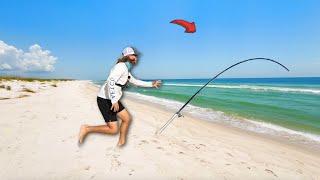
[122,47,136,57]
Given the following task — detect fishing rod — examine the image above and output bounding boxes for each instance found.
[156,58,290,135]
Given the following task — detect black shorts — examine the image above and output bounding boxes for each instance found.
[97,96,125,122]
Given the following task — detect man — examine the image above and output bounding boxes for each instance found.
[78,47,162,147]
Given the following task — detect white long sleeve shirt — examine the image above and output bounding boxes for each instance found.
[97,62,153,103]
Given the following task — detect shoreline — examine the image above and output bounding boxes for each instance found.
[121,87,320,152]
[95,77,320,153]
[123,91,320,155]
[1,80,320,179]
[91,79,320,145]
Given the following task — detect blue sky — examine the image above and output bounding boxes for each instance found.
[0,0,319,80]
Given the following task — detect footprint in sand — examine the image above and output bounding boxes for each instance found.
[112,154,120,158]
[105,147,114,156]
[151,139,158,143]
[246,166,257,170]
[198,158,211,165]
[296,169,303,174]
[265,169,278,177]
[138,140,149,146]
[141,140,148,144]
[111,157,121,171]
[128,169,135,176]
[110,148,121,171]
[156,146,164,150]
[187,143,203,150]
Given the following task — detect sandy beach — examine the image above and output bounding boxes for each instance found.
[1,80,320,179]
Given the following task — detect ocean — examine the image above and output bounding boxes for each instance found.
[93,77,320,145]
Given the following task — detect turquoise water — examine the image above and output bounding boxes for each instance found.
[95,77,320,136]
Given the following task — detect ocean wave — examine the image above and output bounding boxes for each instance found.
[164,83,320,95]
[125,91,320,144]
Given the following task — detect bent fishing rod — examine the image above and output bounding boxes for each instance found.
[156,58,290,135]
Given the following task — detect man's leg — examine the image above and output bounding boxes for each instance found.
[117,109,131,147]
[78,122,118,144]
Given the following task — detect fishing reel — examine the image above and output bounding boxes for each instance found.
[177,113,184,118]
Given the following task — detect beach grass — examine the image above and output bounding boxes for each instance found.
[22,88,36,93]
[0,76,74,82]
[17,94,30,98]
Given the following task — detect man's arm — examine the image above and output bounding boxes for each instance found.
[105,63,127,104]
[128,72,154,87]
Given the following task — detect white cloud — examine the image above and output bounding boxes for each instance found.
[0,40,57,72]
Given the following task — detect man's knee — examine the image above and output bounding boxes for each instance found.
[122,115,132,123]
[108,124,118,134]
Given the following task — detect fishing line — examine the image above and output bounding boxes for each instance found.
[156,58,290,135]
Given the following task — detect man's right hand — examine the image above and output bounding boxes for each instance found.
[152,80,162,88]
[111,102,119,112]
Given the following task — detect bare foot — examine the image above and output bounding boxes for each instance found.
[78,125,88,144]
[117,138,126,147]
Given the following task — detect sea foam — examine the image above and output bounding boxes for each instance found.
[164,83,320,95]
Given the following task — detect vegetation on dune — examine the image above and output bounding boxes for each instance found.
[0,76,65,100]
[0,97,10,100]
[0,76,74,82]
[22,88,36,93]
[18,94,30,98]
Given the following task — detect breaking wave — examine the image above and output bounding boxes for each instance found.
[164,83,320,95]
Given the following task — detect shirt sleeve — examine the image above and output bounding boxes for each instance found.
[128,72,153,87]
[106,63,127,103]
